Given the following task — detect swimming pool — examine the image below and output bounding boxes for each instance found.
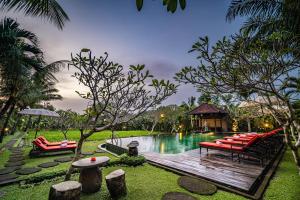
[106,132,232,154]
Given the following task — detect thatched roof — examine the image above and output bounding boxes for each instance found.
[189,103,227,115]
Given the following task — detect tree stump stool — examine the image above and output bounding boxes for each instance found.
[48,181,81,200]
[105,169,127,199]
[72,156,110,194]
[127,141,139,156]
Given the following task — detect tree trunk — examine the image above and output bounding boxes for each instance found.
[24,116,32,132]
[0,96,14,120]
[65,136,85,181]
[247,118,251,132]
[10,114,21,135]
[284,126,300,175]
[62,131,68,140]
[290,124,297,142]
[0,103,15,143]
[292,121,300,147]
[150,121,157,133]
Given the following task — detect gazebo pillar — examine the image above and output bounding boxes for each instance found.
[214,118,217,132]
[220,118,223,132]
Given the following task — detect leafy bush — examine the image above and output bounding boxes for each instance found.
[19,169,80,188]
[119,154,146,166]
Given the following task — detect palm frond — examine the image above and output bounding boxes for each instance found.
[0,0,69,29]
[226,0,282,22]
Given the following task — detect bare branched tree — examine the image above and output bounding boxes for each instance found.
[65,49,177,180]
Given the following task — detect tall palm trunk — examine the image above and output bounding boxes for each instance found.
[0,103,15,143]
[10,114,21,135]
[0,96,14,120]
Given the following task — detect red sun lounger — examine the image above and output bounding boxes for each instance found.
[199,136,267,165]
[37,136,76,146]
[30,138,77,157]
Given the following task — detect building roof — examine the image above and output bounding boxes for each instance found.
[189,103,228,115]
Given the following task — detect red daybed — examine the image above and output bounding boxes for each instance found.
[30,138,77,157]
[199,128,284,166]
[37,136,76,146]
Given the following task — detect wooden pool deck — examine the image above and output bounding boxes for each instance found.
[142,148,283,198]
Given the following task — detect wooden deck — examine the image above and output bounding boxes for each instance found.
[143,149,270,194]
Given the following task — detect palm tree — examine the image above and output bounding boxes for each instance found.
[0,18,43,119]
[0,18,65,142]
[1,61,65,138]
[226,0,300,46]
[0,0,69,29]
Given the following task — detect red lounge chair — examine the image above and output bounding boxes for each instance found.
[199,136,267,165]
[30,139,77,157]
[37,136,76,146]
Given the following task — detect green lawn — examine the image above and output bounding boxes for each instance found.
[0,130,299,200]
[27,130,157,142]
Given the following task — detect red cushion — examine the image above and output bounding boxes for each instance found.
[216,139,246,145]
[224,137,251,142]
[37,136,76,146]
[33,139,77,151]
[199,142,243,151]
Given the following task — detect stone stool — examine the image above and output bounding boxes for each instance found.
[48,181,81,200]
[105,169,127,199]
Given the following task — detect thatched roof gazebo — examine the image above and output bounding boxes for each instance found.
[189,103,229,133]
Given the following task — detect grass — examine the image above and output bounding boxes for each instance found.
[0,130,299,200]
[263,149,300,199]
[1,163,246,200]
[27,130,157,142]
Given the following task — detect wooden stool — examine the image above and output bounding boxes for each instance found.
[49,181,81,200]
[105,169,127,199]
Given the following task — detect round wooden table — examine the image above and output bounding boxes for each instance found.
[72,156,110,193]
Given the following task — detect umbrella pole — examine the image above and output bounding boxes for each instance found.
[34,115,42,139]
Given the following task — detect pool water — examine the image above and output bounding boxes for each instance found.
[109,132,232,154]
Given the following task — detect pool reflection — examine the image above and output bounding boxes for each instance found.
[111,132,229,154]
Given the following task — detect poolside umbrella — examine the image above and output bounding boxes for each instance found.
[19,108,60,138]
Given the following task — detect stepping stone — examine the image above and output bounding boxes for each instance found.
[10,147,22,151]
[5,161,25,167]
[178,176,217,195]
[0,166,21,175]
[11,151,24,155]
[0,174,19,182]
[8,157,25,162]
[10,149,24,153]
[71,155,84,159]
[54,157,73,163]
[81,152,94,156]
[0,179,19,186]
[9,153,23,156]
[38,162,59,168]
[9,156,24,161]
[162,192,197,200]
[16,167,41,175]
